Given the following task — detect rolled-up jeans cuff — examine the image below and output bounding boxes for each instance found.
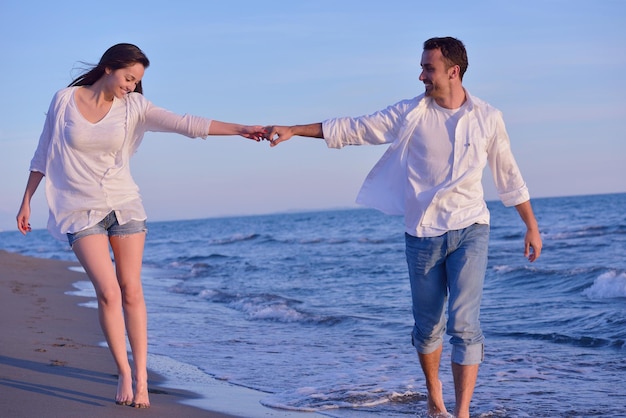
[451,343,484,365]
[411,332,444,355]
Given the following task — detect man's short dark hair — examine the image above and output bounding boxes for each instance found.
[424,37,468,80]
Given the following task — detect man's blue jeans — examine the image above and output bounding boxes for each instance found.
[405,223,489,365]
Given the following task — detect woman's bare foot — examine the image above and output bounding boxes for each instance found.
[132,379,150,408]
[427,379,448,417]
[115,372,134,406]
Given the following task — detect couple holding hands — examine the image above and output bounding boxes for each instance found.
[17,39,540,417]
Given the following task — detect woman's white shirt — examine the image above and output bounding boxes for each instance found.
[30,87,212,241]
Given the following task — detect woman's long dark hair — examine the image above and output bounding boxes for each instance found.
[68,43,150,94]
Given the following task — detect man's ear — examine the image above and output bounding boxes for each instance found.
[449,64,460,80]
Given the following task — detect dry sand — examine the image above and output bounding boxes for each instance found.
[0,250,253,418]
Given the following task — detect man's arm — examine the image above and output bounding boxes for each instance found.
[264,123,324,147]
[515,200,542,262]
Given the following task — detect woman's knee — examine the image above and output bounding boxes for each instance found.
[120,284,145,308]
[96,286,123,308]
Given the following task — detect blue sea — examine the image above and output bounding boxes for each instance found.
[1,193,625,417]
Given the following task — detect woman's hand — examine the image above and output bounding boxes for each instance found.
[239,125,267,142]
[17,204,32,235]
[16,171,44,235]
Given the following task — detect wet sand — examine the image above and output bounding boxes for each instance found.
[0,250,241,418]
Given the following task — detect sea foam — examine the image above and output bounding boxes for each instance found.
[582,270,626,299]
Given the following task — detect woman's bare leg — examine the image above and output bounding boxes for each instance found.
[110,232,149,408]
[72,235,133,405]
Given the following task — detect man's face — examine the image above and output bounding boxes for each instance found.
[419,48,454,99]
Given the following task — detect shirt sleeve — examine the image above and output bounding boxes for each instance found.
[29,92,60,175]
[486,110,530,207]
[133,94,212,139]
[322,99,412,149]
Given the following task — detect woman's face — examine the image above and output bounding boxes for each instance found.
[104,63,145,98]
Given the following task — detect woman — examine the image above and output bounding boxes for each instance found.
[16,43,264,408]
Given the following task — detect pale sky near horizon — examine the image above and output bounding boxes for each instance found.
[1,0,624,232]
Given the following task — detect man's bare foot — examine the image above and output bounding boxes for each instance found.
[453,409,470,418]
[115,372,133,406]
[427,379,448,417]
[132,380,150,408]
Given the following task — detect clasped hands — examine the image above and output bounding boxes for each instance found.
[242,125,295,147]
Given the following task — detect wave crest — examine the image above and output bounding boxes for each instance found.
[583,270,626,299]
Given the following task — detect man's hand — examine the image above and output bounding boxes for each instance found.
[263,125,294,147]
[524,227,542,262]
[515,200,542,262]
[263,123,324,147]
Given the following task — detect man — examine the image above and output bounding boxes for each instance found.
[264,37,542,418]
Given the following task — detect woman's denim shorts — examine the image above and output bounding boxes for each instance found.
[67,211,147,247]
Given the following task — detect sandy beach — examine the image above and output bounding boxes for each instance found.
[0,250,242,418]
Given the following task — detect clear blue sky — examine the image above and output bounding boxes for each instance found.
[1,0,624,231]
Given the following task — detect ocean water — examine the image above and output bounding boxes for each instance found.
[1,193,625,417]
